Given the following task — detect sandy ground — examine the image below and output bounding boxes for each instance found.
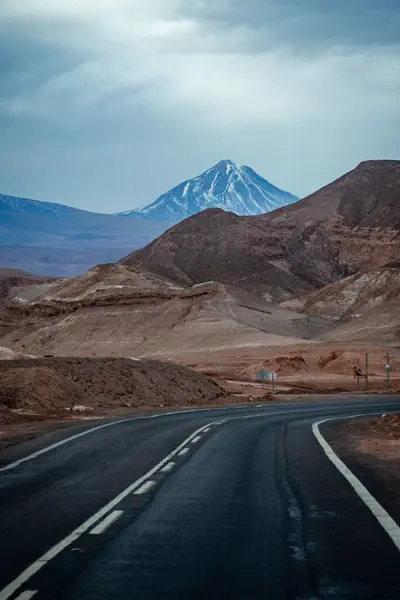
[342,413,400,461]
[326,414,400,525]
[181,343,400,396]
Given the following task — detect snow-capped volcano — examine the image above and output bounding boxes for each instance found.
[119,159,299,222]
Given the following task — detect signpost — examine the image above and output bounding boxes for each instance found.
[258,369,277,392]
[385,352,392,388]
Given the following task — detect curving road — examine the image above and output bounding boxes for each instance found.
[0,396,399,600]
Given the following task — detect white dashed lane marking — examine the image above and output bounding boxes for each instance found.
[15,592,37,600]
[178,448,190,457]
[160,462,175,473]
[0,421,215,600]
[191,436,201,444]
[2,406,398,600]
[134,480,156,495]
[89,510,123,535]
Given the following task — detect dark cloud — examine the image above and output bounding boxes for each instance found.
[0,27,79,99]
[195,0,400,50]
[0,0,399,212]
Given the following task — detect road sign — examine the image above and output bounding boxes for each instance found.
[258,369,268,381]
[385,364,392,371]
[257,369,277,391]
[258,370,277,381]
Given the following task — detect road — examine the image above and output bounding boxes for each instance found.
[0,396,399,599]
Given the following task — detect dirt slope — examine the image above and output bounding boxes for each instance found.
[0,357,226,422]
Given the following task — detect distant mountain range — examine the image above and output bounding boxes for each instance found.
[0,160,299,275]
[0,193,169,276]
[118,159,298,222]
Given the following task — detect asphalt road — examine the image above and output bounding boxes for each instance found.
[0,396,399,600]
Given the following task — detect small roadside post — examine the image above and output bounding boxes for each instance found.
[354,365,364,389]
[269,371,277,392]
[365,352,369,391]
[258,368,267,389]
[385,352,391,388]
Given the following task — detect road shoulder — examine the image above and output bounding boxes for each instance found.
[321,414,400,526]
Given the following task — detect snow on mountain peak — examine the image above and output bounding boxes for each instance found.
[119,160,299,223]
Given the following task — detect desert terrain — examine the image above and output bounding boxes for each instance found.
[0,160,398,424]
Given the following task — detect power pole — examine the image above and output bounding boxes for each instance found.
[365,352,369,391]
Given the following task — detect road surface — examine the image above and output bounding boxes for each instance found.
[0,396,399,599]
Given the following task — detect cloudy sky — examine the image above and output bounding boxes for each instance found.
[1,0,399,212]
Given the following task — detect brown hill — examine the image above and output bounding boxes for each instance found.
[123,160,400,302]
[0,264,325,358]
[282,266,400,345]
[0,357,227,423]
[0,267,54,301]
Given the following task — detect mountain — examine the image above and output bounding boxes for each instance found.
[0,193,169,276]
[123,160,400,302]
[118,159,298,222]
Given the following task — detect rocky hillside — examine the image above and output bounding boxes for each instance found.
[0,264,323,358]
[119,159,298,222]
[0,268,53,301]
[124,161,400,302]
[282,265,400,344]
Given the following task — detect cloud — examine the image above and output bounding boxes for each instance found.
[0,0,399,211]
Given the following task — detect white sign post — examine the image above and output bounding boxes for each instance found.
[385,363,392,388]
[269,371,277,392]
[257,369,277,392]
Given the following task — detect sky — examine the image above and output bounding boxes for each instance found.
[0,0,399,213]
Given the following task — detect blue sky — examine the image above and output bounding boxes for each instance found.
[0,0,399,212]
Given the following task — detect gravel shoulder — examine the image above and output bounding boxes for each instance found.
[322,414,400,526]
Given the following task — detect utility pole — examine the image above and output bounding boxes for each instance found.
[365,352,369,391]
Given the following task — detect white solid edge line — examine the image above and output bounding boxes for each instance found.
[0,407,221,474]
[191,436,201,444]
[312,415,400,552]
[15,592,37,600]
[89,510,123,535]
[178,447,190,456]
[160,462,175,473]
[1,405,398,599]
[0,420,217,600]
[1,401,396,473]
[0,418,138,473]
[134,480,156,495]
